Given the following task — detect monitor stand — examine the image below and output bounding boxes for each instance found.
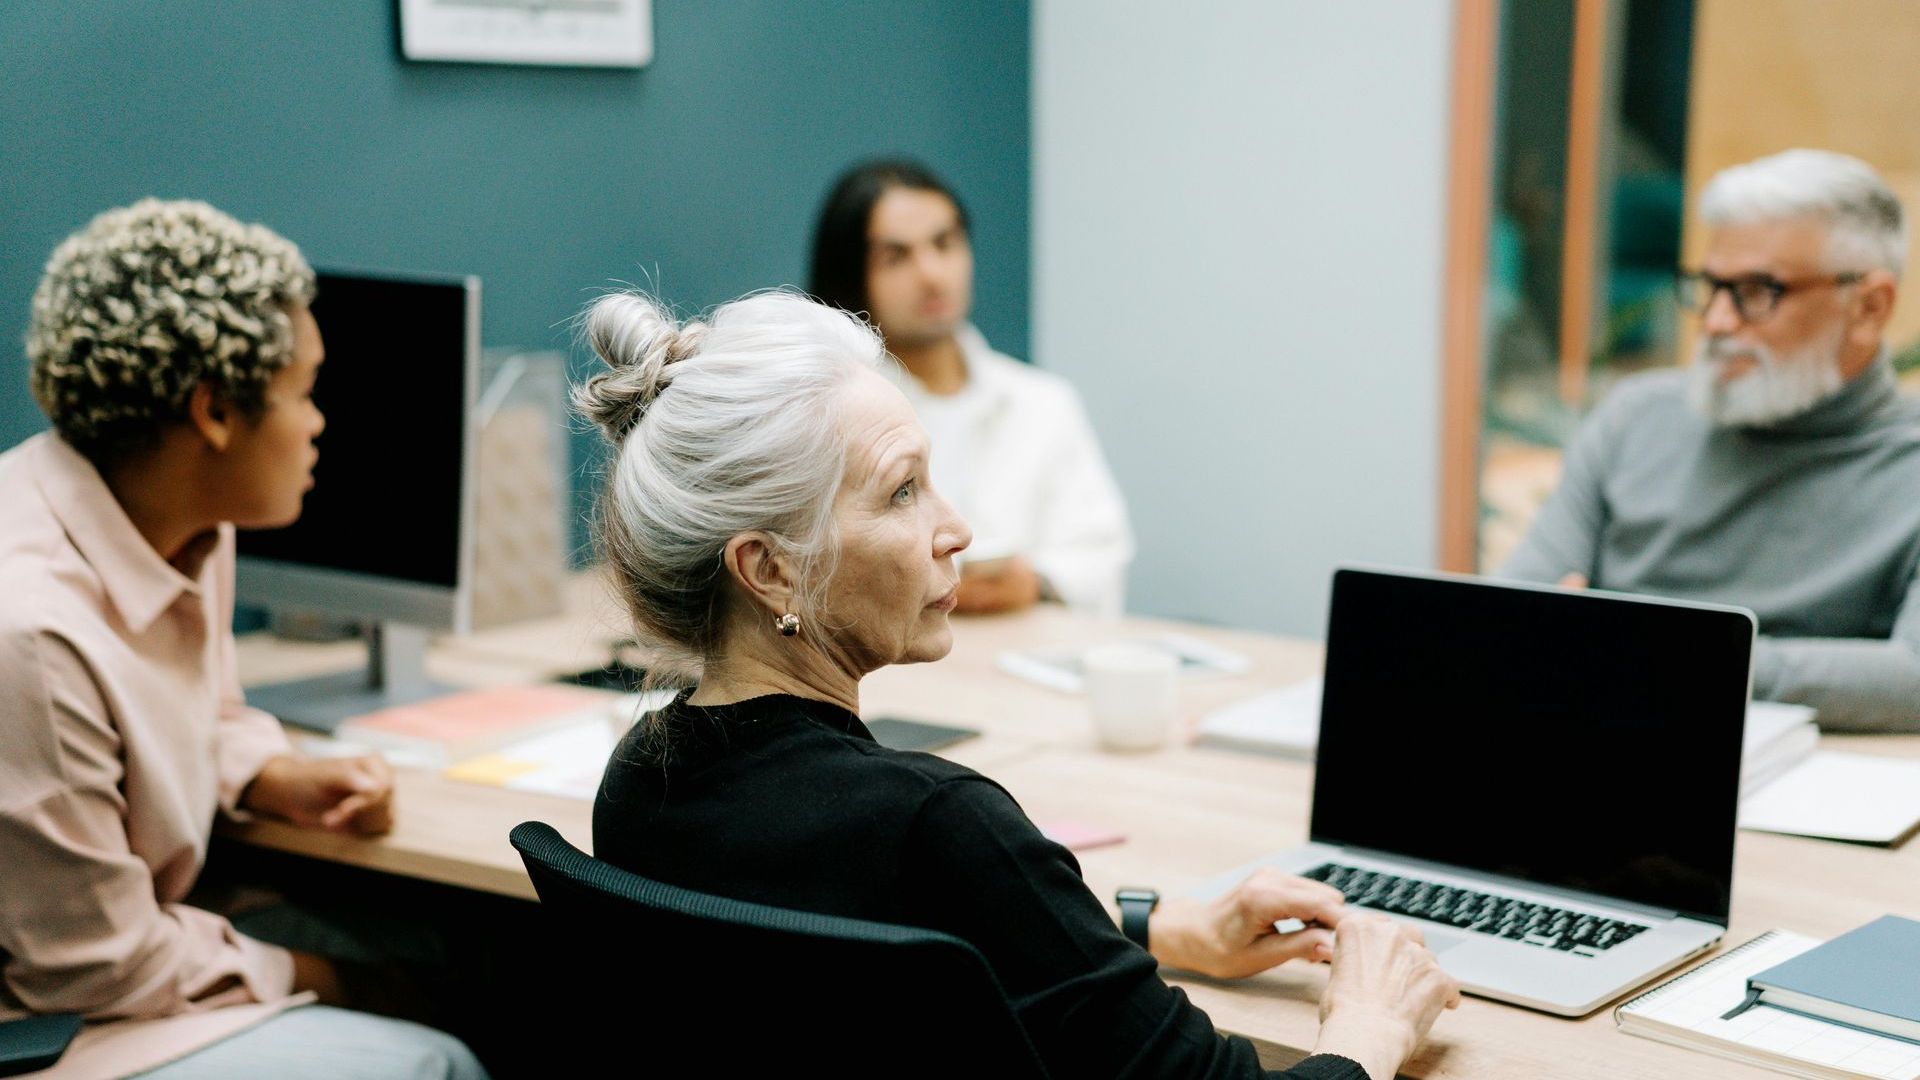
[246,622,461,735]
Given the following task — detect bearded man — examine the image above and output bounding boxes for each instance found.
[1501,149,1920,732]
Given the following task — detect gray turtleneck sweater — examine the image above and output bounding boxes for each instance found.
[1501,357,1920,732]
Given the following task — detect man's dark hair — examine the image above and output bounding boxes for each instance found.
[807,158,971,321]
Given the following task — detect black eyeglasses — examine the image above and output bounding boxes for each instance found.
[1674,268,1863,323]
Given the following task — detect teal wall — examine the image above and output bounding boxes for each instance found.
[1,2,1030,546]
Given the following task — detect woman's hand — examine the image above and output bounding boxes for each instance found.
[243,754,395,835]
[1147,868,1346,979]
[954,555,1043,614]
[1311,914,1462,1080]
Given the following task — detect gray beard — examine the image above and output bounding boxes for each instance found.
[1685,331,1846,427]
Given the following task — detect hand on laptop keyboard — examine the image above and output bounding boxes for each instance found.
[1314,913,1462,1080]
[1303,863,1649,956]
[1149,868,1345,979]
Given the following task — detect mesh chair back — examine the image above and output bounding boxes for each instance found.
[508,821,1049,1078]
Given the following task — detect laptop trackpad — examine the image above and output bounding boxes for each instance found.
[1415,928,1473,955]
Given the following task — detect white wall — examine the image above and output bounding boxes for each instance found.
[1033,0,1455,636]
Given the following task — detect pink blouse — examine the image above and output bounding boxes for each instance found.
[0,434,305,1078]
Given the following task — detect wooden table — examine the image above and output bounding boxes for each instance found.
[228,598,1920,1078]
[985,734,1920,1077]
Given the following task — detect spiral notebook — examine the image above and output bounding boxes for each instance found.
[1616,930,1920,1079]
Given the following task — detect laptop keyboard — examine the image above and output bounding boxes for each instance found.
[1302,863,1650,956]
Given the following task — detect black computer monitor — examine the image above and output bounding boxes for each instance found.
[236,268,481,731]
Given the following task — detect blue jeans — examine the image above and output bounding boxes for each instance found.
[132,1004,486,1079]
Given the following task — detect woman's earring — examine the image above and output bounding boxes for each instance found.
[776,612,801,637]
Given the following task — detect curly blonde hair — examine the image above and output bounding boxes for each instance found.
[26,198,316,464]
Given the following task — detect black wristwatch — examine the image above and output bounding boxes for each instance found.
[1116,887,1160,950]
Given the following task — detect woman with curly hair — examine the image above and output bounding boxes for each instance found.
[0,200,484,1078]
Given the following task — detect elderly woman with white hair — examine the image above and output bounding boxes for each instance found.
[585,290,1459,1080]
[1502,148,1920,732]
[0,200,485,1078]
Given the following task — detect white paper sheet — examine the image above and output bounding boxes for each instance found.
[1740,751,1920,844]
[1193,679,1321,759]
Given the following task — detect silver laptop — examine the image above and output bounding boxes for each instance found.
[1198,567,1756,1017]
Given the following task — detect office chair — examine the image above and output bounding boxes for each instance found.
[508,821,1050,1077]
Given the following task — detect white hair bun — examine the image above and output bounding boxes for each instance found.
[575,292,708,442]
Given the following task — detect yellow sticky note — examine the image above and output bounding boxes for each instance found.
[445,754,542,786]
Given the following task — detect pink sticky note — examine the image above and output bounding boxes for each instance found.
[348,684,608,742]
[1038,820,1127,851]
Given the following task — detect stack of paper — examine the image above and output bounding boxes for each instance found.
[337,684,620,768]
[443,688,678,800]
[1742,702,1820,798]
[996,634,1250,693]
[444,722,618,801]
[1192,679,1321,759]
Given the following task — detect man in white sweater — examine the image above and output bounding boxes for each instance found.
[809,159,1133,617]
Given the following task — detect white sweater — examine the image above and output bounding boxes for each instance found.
[881,325,1134,617]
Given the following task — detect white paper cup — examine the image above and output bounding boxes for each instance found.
[1084,643,1178,751]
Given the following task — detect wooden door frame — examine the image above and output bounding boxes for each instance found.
[1437,0,1501,572]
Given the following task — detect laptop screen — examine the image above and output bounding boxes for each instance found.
[1309,568,1753,925]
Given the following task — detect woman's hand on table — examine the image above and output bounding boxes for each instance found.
[954,555,1043,614]
[243,753,395,835]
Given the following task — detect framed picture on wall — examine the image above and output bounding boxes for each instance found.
[398,0,652,68]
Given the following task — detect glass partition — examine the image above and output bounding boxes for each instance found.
[1472,0,1920,570]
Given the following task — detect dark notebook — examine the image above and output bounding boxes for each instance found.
[0,1013,81,1077]
[865,717,980,753]
[1748,915,1920,1044]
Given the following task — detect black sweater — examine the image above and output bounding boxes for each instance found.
[593,692,1368,1080]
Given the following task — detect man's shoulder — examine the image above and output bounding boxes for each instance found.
[974,344,1070,389]
[1855,391,1920,471]
[967,346,1090,428]
[1882,386,1920,426]
[1596,366,1692,413]
[1579,368,1697,444]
